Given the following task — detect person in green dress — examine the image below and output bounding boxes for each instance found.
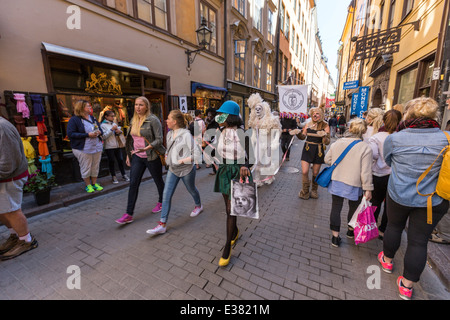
[213,101,252,267]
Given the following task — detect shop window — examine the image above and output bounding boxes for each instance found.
[397,66,418,104]
[418,59,434,98]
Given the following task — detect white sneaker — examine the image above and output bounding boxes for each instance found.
[112,176,119,184]
[190,205,203,217]
[146,222,166,235]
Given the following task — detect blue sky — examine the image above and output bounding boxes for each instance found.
[316,0,350,85]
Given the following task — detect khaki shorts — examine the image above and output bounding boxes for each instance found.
[0,177,27,214]
[72,149,102,179]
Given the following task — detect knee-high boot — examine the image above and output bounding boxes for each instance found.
[310,175,319,199]
[298,176,310,200]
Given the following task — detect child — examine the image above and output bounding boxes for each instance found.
[213,100,252,267]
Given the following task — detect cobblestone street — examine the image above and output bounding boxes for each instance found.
[0,141,448,303]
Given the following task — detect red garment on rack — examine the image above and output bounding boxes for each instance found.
[36,135,49,160]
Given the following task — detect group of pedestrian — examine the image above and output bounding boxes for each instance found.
[1,92,449,300]
[112,97,250,268]
[322,97,449,300]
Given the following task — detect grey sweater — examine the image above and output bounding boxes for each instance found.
[0,117,28,180]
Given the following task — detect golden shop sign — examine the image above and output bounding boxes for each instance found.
[85,72,122,95]
[355,28,401,60]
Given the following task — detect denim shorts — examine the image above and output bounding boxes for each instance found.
[0,177,27,214]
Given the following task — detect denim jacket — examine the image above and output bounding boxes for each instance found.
[383,128,449,207]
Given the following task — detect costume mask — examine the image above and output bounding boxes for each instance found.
[215,113,229,124]
[255,104,264,119]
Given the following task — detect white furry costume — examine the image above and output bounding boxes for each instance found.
[248,93,282,186]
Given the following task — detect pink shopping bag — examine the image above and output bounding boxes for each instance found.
[354,204,378,245]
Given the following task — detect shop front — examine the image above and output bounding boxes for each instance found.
[191,81,227,113]
[3,43,170,185]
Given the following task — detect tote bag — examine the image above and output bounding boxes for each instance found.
[230,178,259,219]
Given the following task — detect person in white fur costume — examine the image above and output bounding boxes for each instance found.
[247,93,282,187]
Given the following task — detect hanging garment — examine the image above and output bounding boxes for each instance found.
[21,137,38,174]
[36,135,49,160]
[39,155,53,178]
[37,116,48,137]
[14,115,27,137]
[13,93,30,118]
[30,94,45,122]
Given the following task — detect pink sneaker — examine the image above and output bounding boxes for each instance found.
[152,202,162,213]
[190,205,203,217]
[115,213,133,225]
[397,276,413,300]
[378,251,393,273]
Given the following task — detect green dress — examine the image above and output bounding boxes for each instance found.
[214,159,252,196]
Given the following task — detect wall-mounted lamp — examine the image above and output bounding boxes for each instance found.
[185,18,212,72]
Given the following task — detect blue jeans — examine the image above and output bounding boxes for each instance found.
[160,167,201,223]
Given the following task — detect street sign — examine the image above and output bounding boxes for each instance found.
[355,28,402,60]
[343,80,359,90]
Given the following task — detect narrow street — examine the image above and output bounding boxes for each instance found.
[1,140,448,302]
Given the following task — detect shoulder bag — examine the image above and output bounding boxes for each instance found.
[315,140,361,188]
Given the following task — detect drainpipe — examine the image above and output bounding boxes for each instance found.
[224,0,228,93]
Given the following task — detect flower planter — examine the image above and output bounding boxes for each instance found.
[33,188,51,206]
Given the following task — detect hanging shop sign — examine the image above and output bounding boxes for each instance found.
[85,72,122,95]
[355,28,402,61]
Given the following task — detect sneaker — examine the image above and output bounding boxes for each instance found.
[115,213,134,225]
[331,236,341,247]
[146,222,167,235]
[397,276,413,300]
[190,205,203,217]
[93,183,103,191]
[85,185,95,193]
[0,235,38,261]
[152,202,162,213]
[112,176,119,184]
[0,234,19,255]
[378,251,393,273]
[122,174,130,182]
[346,228,354,239]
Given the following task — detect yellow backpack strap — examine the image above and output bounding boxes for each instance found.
[416,131,450,224]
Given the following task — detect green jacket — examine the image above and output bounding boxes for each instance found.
[125,114,165,161]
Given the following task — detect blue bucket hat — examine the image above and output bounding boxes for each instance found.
[217,100,240,116]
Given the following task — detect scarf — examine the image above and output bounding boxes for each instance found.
[396,117,440,132]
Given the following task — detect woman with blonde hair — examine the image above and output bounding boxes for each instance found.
[293,107,330,199]
[146,110,202,235]
[324,118,373,247]
[115,96,165,224]
[379,97,449,300]
[362,108,384,142]
[67,100,104,193]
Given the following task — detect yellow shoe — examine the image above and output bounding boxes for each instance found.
[218,250,232,267]
[231,228,239,246]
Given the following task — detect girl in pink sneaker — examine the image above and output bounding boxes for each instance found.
[146,110,202,235]
[115,97,165,224]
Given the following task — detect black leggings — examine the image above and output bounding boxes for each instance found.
[372,175,389,233]
[330,194,362,232]
[105,148,126,177]
[383,193,448,282]
[126,155,165,215]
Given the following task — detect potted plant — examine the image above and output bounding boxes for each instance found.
[23,171,57,205]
